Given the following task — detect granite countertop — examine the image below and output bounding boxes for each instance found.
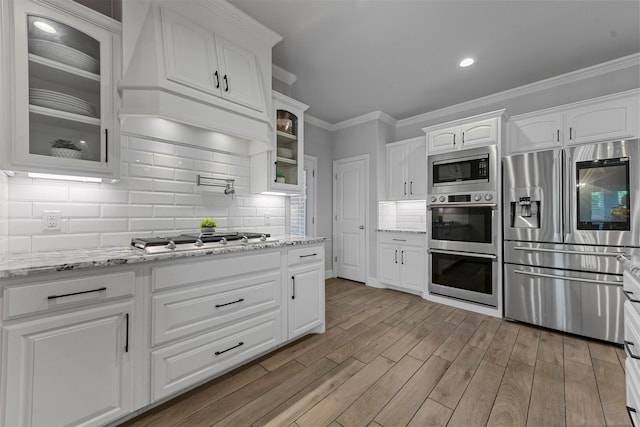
[377,229,426,234]
[0,236,327,279]
[618,254,640,282]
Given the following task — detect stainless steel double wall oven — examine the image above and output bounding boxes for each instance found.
[427,145,500,307]
[503,139,640,343]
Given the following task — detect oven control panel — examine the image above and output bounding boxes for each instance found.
[428,191,497,205]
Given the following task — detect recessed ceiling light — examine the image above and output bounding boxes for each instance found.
[459,57,475,68]
[34,21,56,33]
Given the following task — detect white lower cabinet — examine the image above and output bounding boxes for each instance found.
[287,245,325,340]
[624,270,640,426]
[377,233,425,294]
[2,301,134,427]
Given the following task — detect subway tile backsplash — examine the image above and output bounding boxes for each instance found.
[378,200,426,231]
[1,135,286,253]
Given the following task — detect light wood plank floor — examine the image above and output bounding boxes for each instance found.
[121,278,629,427]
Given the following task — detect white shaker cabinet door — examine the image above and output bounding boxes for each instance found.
[407,139,427,198]
[288,265,324,339]
[2,302,133,427]
[507,112,563,154]
[428,126,459,153]
[399,246,425,293]
[565,96,639,146]
[386,143,408,200]
[378,243,400,287]
[162,8,221,95]
[460,118,498,149]
[216,36,265,112]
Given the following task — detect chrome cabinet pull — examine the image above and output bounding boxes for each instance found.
[513,269,622,286]
[624,340,640,359]
[47,287,107,300]
[215,298,244,308]
[214,341,244,356]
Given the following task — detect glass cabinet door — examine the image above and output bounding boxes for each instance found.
[275,109,299,186]
[27,15,103,162]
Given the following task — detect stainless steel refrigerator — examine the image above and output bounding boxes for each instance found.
[503,139,640,343]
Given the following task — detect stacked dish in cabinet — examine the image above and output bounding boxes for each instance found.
[624,267,640,426]
[26,15,102,161]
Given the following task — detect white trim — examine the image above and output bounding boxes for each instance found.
[398,53,640,128]
[333,155,370,284]
[272,65,297,86]
[325,269,335,279]
[304,155,318,237]
[305,115,333,131]
[333,111,398,131]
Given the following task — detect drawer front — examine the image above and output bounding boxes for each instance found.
[625,270,640,313]
[3,271,135,319]
[625,300,640,359]
[627,358,640,426]
[152,271,281,346]
[377,233,425,247]
[151,310,281,401]
[288,245,324,266]
[153,252,281,291]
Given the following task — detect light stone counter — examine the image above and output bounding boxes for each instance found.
[376,229,426,234]
[0,236,327,279]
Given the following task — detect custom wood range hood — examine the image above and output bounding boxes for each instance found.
[117,0,282,156]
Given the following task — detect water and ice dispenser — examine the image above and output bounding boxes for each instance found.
[509,188,541,229]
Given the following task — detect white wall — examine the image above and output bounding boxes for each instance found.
[304,122,333,273]
[4,135,286,253]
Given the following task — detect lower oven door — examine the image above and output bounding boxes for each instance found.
[428,249,498,307]
[504,263,624,343]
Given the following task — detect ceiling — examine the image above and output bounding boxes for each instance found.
[230,0,640,125]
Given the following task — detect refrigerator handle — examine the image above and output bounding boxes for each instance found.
[557,149,565,239]
[562,149,571,242]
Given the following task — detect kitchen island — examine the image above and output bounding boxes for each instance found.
[0,236,326,427]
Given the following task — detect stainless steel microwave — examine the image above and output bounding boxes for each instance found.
[428,145,497,194]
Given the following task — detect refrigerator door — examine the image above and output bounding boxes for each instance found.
[565,139,639,247]
[502,149,562,243]
[504,263,624,343]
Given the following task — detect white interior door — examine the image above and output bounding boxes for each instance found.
[334,157,367,282]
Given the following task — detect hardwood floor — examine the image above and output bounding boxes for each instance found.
[121,278,629,427]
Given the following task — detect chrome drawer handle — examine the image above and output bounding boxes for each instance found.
[215,298,244,308]
[214,341,244,356]
[47,287,107,300]
[624,340,640,360]
[624,290,640,303]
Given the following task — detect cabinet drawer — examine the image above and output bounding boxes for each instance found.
[625,270,640,313]
[377,233,425,246]
[152,271,281,346]
[627,358,640,426]
[3,271,135,320]
[151,310,281,401]
[153,252,280,291]
[288,245,324,266]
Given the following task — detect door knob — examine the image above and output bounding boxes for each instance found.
[359,225,365,229]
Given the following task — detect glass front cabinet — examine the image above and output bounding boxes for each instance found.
[1,0,121,179]
[251,92,308,194]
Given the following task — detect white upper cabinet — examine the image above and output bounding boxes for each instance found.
[507,89,639,154]
[162,9,264,112]
[1,0,121,179]
[251,92,308,194]
[425,116,499,154]
[386,137,427,200]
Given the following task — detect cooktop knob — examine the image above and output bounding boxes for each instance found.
[485,193,493,201]
[474,194,482,201]
[439,196,446,202]
[431,196,437,203]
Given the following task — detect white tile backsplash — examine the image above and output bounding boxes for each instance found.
[2,135,286,253]
[378,200,426,231]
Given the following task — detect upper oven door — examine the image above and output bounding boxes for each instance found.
[565,139,639,247]
[428,145,497,194]
[428,202,498,254]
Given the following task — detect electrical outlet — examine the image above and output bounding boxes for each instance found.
[264,212,271,225]
[42,210,61,231]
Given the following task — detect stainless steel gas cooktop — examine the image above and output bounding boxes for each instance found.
[131,232,276,254]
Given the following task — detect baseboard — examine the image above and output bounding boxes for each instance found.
[366,276,386,288]
[325,269,334,279]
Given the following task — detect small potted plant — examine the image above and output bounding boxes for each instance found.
[276,170,286,183]
[50,139,82,159]
[199,218,217,233]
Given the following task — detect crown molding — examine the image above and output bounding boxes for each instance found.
[272,65,297,86]
[332,111,398,131]
[397,53,640,128]
[304,114,333,131]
